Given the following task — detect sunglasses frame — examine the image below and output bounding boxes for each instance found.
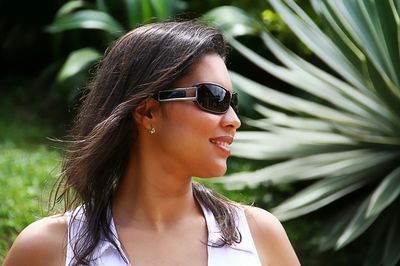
[155,83,238,114]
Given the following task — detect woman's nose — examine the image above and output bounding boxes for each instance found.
[221,106,241,130]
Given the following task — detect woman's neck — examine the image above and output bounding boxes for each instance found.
[112,149,202,231]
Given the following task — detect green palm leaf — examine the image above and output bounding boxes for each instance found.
[269,0,368,93]
[383,212,400,266]
[366,166,400,217]
[213,150,398,188]
[204,0,400,263]
[336,195,380,249]
[271,173,374,221]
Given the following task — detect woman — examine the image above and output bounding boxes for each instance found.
[4,21,300,266]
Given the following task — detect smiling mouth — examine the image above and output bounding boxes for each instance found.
[209,139,230,147]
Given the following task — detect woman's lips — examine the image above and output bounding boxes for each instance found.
[209,136,233,157]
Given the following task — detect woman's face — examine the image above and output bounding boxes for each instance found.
[154,53,241,178]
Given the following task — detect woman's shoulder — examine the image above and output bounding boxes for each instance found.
[242,205,288,245]
[242,205,301,266]
[242,205,283,231]
[4,214,69,266]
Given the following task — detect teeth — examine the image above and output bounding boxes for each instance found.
[210,140,229,147]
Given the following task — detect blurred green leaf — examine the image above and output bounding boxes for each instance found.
[56,47,102,82]
[272,172,375,221]
[366,166,400,218]
[231,71,379,130]
[229,33,396,133]
[336,196,379,249]
[318,204,358,251]
[213,150,398,189]
[96,0,108,13]
[46,10,124,36]
[333,1,400,91]
[152,0,172,20]
[47,0,185,106]
[268,0,368,93]
[383,212,400,266]
[318,1,400,119]
[125,0,142,27]
[55,0,87,18]
[202,6,260,37]
[141,0,153,23]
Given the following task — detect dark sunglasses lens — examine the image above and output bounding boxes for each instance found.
[231,93,238,114]
[197,84,230,113]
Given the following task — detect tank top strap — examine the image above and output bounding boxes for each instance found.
[65,208,82,266]
[199,204,262,266]
[65,206,130,266]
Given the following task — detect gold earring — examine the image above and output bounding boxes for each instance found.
[149,126,156,135]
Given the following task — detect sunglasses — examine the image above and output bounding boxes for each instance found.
[154,83,238,114]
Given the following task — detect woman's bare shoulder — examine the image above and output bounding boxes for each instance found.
[243,205,301,266]
[3,214,69,266]
[243,205,287,237]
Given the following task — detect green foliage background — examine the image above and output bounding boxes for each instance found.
[0,99,61,262]
[2,0,395,265]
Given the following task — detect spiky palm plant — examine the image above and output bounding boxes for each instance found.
[204,1,400,265]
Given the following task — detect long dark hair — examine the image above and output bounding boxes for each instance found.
[53,20,241,265]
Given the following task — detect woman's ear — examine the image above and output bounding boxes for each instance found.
[133,98,160,129]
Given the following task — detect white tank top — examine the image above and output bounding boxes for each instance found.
[65,204,262,265]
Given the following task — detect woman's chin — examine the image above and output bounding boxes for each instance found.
[197,164,227,179]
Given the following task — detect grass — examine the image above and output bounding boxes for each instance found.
[0,101,62,263]
[0,143,60,261]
